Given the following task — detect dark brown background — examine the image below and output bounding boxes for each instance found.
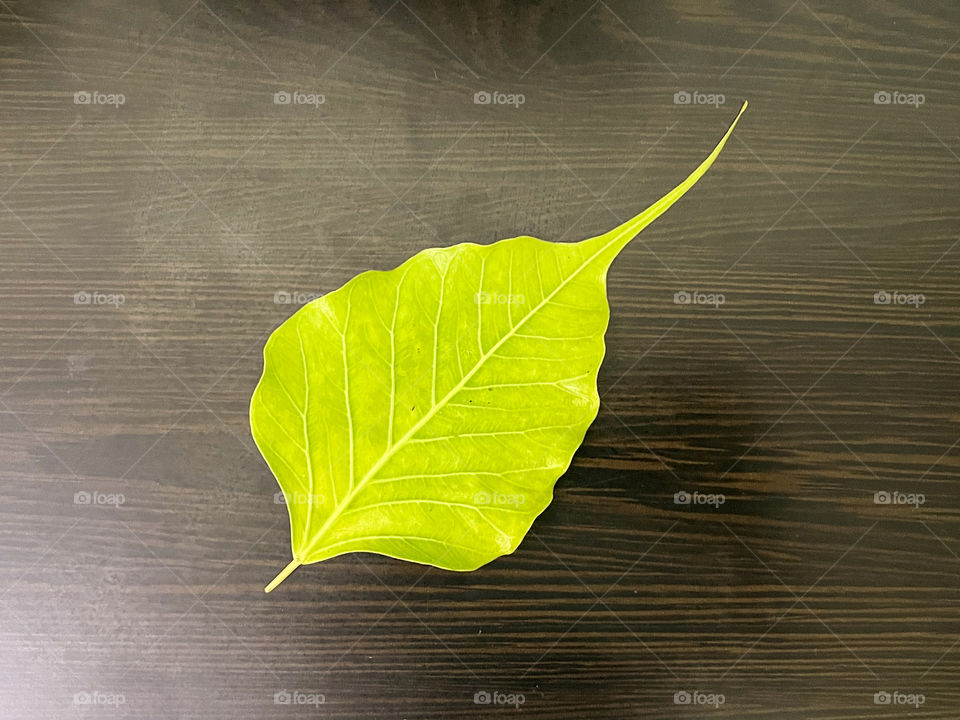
[1,1,959,718]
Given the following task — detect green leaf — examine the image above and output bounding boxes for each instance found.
[253,101,747,592]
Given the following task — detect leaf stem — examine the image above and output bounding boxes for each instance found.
[264,558,301,593]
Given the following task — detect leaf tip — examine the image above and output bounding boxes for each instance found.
[583,97,749,261]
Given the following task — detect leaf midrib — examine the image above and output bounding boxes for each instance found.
[296,236,622,560]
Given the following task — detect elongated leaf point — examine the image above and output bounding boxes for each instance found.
[254,101,747,592]
[582,99,748,267]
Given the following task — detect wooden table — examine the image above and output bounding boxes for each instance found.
[1,1,958,717]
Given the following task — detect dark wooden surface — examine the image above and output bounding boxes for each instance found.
[2,1,959,717]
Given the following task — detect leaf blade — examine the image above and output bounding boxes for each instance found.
[253,101,747,590]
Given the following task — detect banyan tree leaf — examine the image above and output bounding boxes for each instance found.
[254,101,747,592]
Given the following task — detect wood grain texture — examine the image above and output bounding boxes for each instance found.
[1,0,959,717]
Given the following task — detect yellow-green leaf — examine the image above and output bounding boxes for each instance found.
[253,101,747,592]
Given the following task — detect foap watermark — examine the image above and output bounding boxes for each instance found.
[474,690,525,709]
[274,491,324,507]
[475,491,525,507]
[274,689,325,706]
[274,290,322,305]
[75,490,125,507]
[874,490,925,509]
[674,290,724,308]
[873,290,925,308]
[473,90,525,108]
[874,690,925,708]
[74,290,125,308]
[873,90,924,108]
[273,90,325,108]
[674,90,725,107]
[74,690,125,707]
[475,291,525,305]
[674,490,725,508]
[674,690,725,709]
[74,90,125,108]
